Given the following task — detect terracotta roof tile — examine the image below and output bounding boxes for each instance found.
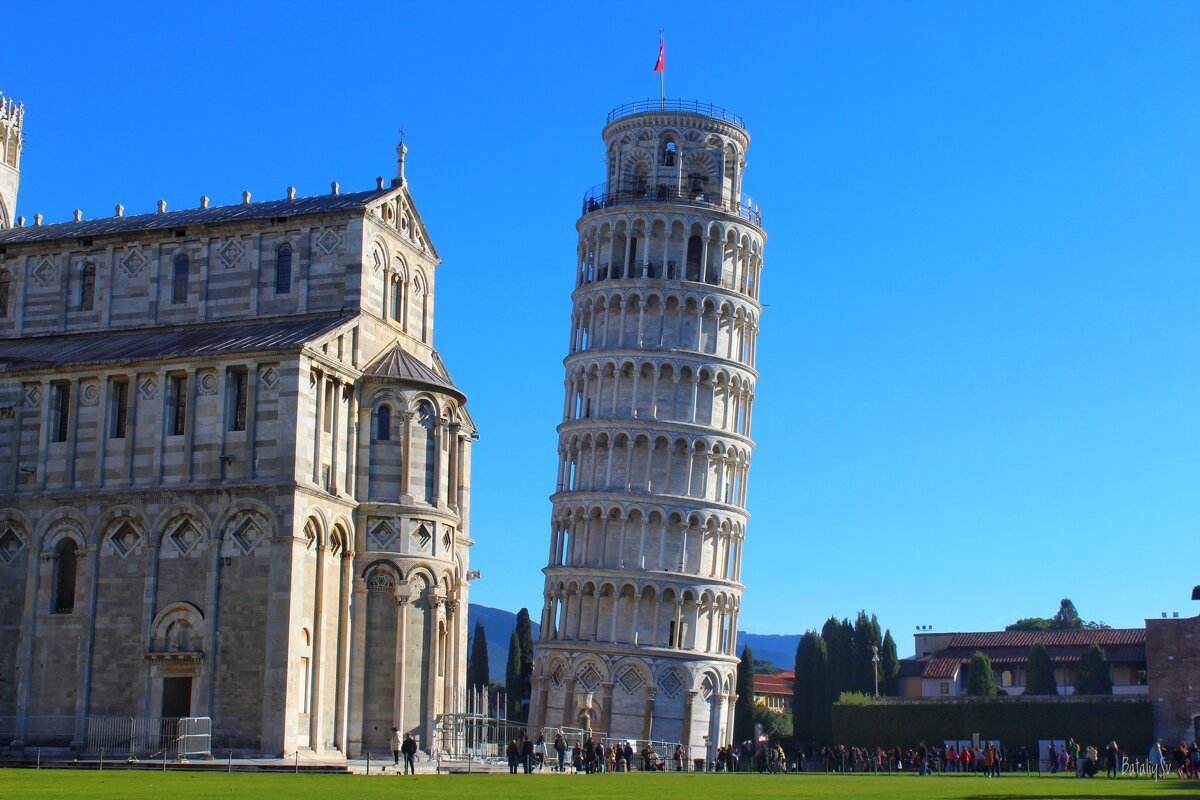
[947,629,1144,648]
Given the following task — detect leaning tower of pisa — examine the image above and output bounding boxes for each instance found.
[529,100,765,755]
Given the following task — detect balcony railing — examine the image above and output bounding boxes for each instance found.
[606,99,745,129]
[582,181,762,226]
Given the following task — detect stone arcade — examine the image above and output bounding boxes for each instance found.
[528,100,765,754]
[0,97,476,757]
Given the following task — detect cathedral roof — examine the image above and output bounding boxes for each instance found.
[0,188,395,245]
[0,312,355,371]
[362,343,465,401]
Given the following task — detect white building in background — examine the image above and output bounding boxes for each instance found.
[529,100,765,754]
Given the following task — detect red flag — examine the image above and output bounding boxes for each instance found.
[654,36,664,72]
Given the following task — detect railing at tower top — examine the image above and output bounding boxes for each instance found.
[582,182,762,226]
[606,100,745,129]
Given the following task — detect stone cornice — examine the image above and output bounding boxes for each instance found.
[601,113,749,147]
[145,650,205,665]
[569,278,763,315]
[548,490,751,521]
[542,565,744,594]
[561,347,759,382]
[554,416,755,450]
[534,640,740,666]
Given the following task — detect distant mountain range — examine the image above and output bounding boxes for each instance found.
[467,604,799,682]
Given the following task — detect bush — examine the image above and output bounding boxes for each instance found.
[832,697,1151,755]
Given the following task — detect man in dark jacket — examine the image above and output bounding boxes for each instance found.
[506,738,519,774]
[400,733,418,775]
[521,734,534,774]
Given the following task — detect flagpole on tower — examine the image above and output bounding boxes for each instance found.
[655,30,665,109]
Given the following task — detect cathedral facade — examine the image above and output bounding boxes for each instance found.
[0,97,475,757]
[529,101,765,754]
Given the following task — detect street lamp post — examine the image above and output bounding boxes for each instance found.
[872,645,880,698]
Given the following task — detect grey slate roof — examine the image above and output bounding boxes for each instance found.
[0,313,356,372]
[0,188,394,245]
[363,343,464,400]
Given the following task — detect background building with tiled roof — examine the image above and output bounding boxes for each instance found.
[0,99,477,759]
[753,670,794,714]
[899,629,1148,698]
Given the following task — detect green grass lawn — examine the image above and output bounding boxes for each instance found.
[4,770,1200,800]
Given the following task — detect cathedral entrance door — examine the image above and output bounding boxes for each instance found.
[162,676,193,718]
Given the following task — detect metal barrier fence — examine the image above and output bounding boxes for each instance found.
[434,714,608,763]
[83,716,212,760]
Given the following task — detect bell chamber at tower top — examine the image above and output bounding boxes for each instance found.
[580,101,762,227]
[576,103,765,299]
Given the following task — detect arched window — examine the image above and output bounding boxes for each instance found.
[0,270,10,318]
[53,538,78,613]
[172,255,189,305]
[685,236,702,282]
[419,403,436,503]
[275,244,292,295]
[79,263,96,311]
[376,405,391,441]
[389,276,401,321]
[662,141,676,166]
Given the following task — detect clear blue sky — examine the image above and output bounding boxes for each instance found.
[7,2,1199,656]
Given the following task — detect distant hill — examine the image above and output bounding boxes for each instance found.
[735,632,800,671]
[468,603,798,680]
[467,603,540,682]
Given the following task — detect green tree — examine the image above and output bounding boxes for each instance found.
[752,702,792,740]
[513,608,535,721]
[851,611,876,694]
[1006,617,1053,632]
[505,629,522,720]
[879,630,899,695]
[1074,643,1114,695]
[1024,642,1058,695]
[792,631,823,742]
[733,646,756,744]
[811,634,832,742]
[468,620,490,691]
[1052,598,1082,630]
[965,651,997,696]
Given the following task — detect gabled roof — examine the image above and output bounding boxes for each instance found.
[922,658,965,679]
[947,629,1145,648]
[754,671,795,695]
[0,187,396,245]
[362,343,464,401]
[0,312,355,372]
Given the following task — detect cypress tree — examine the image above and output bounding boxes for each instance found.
[792,632,819,742]
[733,646,756,744]
[505,629,522,719]
[1024,642,1058,695]
[469,620,490,691]
[880,630,899,695]
[1074,643,1113,695]
[965,651,997,696]
[514,608,535,720]
[811,634,831,742]
[851,611,874,693]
